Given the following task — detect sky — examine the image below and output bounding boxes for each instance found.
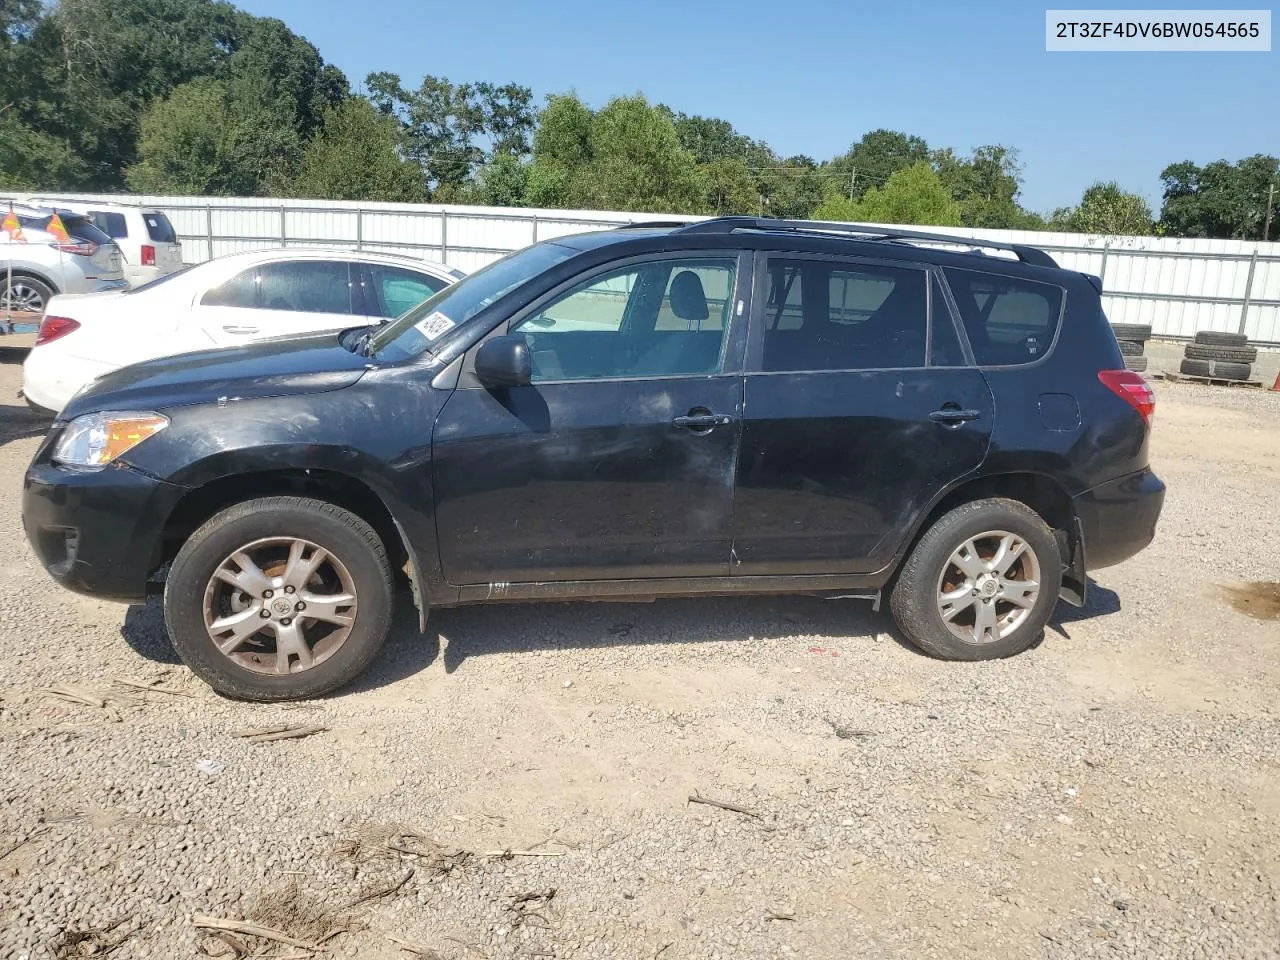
[235,0,1277,214]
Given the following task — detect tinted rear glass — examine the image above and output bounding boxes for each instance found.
[91,212,129,238]
[943,268,1064,366]
[19,214,112,246]
[144,213,177,243]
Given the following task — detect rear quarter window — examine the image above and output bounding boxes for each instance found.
[143,213,177,243]
[943,268,1064,366]
[91,212,129,238]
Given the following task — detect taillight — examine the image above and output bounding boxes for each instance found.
[48,239,98,257]
[140,244,156,266]
[35,315,80,346]
[1099,369,1155,426]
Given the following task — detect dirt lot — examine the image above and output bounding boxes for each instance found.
[1,357,1278,960]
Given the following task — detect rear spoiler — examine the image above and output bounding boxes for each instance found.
[1081,273,1104,294]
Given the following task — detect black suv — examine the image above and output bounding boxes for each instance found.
[23,218,1164,700]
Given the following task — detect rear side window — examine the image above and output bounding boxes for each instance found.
[202,268,259,308]
[757,258,927,371]
[366,264,449,318]
[91,211,129,238]
[258,261,354,314]
[944,268,1063,366]
[143,212,177,243]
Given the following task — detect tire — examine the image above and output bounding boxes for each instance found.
[1211,360,1252,381]
[1117,339,1144,357]
[1179,358,1211,377]
[1183,343,1258,364]
[164,496,394,700]
[0,274,55,315]
[1193,330,1248,348]
[1109,323,1152,342]
[1124,355,1148,373]
[889,498,1062,662]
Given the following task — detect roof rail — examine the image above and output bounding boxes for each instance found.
[676,217,1058,268]
[614,220,696,230]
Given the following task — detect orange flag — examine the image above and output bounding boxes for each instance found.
[46,211,71,246]
[1,204,24,243]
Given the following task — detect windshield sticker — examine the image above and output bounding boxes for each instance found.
[416,310,456,340]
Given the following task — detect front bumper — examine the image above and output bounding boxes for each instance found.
[1074,466,1165,571]
[23,456,187,602]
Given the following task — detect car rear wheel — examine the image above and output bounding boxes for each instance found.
[1,275,54,314]
[164,496,393,700]
[890,498,1062,661]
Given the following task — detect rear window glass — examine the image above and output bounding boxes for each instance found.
[943,268,1064,366]
[18,214,111,246]
[144,212,177,243]
[91,212,129,238]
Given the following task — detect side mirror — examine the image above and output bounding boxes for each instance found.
[474,334,531,388]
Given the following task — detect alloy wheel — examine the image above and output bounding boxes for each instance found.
[935,530,1041,645]
[202,536,358,675]
[1,282,45,313]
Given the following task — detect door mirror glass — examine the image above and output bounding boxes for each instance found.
[475,335,532,388]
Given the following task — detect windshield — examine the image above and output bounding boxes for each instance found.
[368,242,577,361]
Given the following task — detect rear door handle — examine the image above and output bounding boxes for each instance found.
[929,407,982,424]
[672,413,734,430]
[221,325,259,335]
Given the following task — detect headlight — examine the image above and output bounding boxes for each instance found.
[53,411,169,467]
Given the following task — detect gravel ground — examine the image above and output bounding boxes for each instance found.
[1,363,1278,960]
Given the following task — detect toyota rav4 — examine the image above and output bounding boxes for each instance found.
[23,217,1165,700]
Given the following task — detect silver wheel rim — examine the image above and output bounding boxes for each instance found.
[202,537,358,675]
[935,530,1041,645]
[2,283,45,313]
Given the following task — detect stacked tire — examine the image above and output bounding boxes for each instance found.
[1180,331,1257,381]
[1110,323,1151,373]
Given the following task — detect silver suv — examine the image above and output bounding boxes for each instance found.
[1,203,126,316]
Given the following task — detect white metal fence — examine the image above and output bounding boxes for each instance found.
[14,192,1280,344]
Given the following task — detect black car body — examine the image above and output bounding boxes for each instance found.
[24,218,1164,699]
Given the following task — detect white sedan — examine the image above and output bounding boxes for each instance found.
[23,248,463,413]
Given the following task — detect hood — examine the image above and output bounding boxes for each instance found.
[60,332,372,420]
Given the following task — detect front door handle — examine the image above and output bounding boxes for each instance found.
[672,411,734,430]
[222,324,259,335]
[929,407,982,425]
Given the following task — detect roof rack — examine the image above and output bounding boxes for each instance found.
[614,220,696,230]
[676,217,1058,268]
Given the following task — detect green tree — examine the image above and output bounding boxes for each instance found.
[934,144,1041,229]
[1056,181,1153,235]
[526,94,703,213]
[758,154,825,219]
[290,97,424,202]
[525,92,593,207]
[1159,155,1280,239]
[825,129,931,201]
[815,162,962,226]
[584,95,702,212]
[126,76,298,195]
[701,157,757,214]
[469,151,529,207]
[366,71,534,198]
[0,0,346,191]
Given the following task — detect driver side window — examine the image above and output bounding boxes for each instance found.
[510,258,736,382]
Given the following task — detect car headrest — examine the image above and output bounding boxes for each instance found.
[669,270,709,322]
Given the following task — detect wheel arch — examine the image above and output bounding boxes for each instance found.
[155,467,426,624]
[890,470,1086,606]
[4,267,59,294]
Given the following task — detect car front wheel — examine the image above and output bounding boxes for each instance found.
[890,498,1062,661]
[164,496,394,700]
